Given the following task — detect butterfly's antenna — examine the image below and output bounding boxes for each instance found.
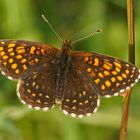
[71,29,102,45]
[42,14,63,42]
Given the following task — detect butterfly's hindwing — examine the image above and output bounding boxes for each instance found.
[17,63,59,110]
[61,67,100,118]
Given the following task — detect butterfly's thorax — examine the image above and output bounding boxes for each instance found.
[55,40,72,101]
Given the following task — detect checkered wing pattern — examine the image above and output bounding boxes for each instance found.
[61,69,99,118]
[71,52,140,98]
[0,40,59,80]
[17,63,58,110]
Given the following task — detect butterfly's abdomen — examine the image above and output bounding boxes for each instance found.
[55,51,70,101]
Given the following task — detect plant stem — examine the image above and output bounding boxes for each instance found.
[119,0,135,140]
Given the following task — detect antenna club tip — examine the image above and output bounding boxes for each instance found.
[41,14,45,17]
[42,14,49,23]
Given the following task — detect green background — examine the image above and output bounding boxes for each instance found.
[0,0,140,140]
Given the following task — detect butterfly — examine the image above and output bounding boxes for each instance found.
[0,39,140,118]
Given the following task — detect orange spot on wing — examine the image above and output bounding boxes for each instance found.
[15,69,19,74]
[111,77,116,83]
[3,62,7,66]
[17,46,24,50]
[103,70,110,76]
[0,51,5,56]
[117,76,123,81]
[23,64,27,70]
[36,50,40,55]
[35,58,39,63]
[21,59,27,63]
[88,60,93,64]
[95,78,100,84]
[116,83,120,87]
[9,58,14,63]
[84,56,89,62]
[103,63,112,70]
[9,52,15,56]
[8,48,13,52]
[122,73,127,78]
[11,63,17,69]
[106,62,112,67]
[105,80,111,87]
[29,60,35,65]
[93,58,99,66]
[98,72,104,78]
[30,46,36,54]
[17,49,25,54]
[101,84,105,90]
[0,47,3,51]
[3,55,8,59]
[112,71,117,75]
[16,55,22,59]
[89,71,95,77]
[8,44,16,48]
[87,68,92,73]
[115,67,120,72]
[114,62,121,68]
[125,70,129,74]
[41,49,45,54]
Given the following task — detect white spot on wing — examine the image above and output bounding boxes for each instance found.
[126,86,130,90]
[114,93,119,96]
[78,115,83,118]
[97,98,100,107]
[51,104,55,109]
[34,107,40,110]
[133,67,136,70]
[43,107,49,111]
[16,81,20,98]
[138,74,140,79]
[17,91,20,99]
[135,79,138,83]
[16,81,26,105]
[131,83,134,87]
[120,89,125,93]
[86,113,91,116]
[105,95,111,98]
[93,107,97,113]
[1,71,5,76]
[70,113,76,117]
[28,105,32,109]
[21,100,26,104]
[63,110,68,115]
[7,76,13,80]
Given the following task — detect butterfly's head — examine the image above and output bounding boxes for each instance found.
[62,40,72,52]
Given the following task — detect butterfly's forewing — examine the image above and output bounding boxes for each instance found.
[71,52,140,97]
[61,68,99,117]
[0,40,59,79]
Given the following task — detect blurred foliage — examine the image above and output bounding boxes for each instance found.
[0,0,140,140]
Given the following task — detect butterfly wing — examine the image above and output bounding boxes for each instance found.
[17,62,59,110]
[70,51,140,98]
[0,40,60,79]
[61,66,100,118]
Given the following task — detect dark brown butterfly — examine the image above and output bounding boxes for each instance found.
[0,38,140,118]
